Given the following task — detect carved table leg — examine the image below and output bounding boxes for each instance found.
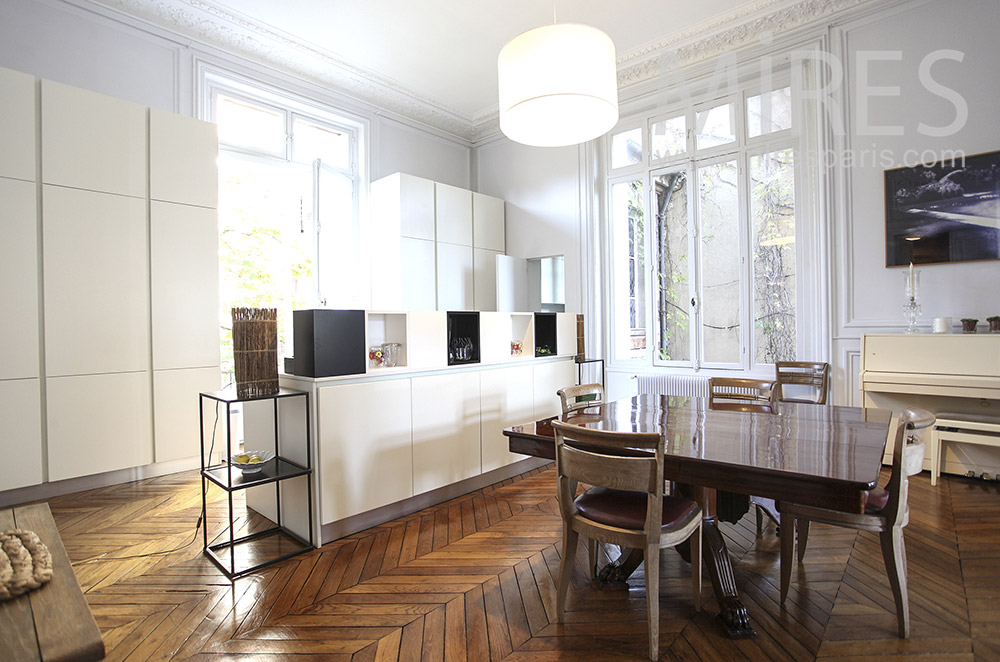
[701,518,756,638]
[595,545,643,587]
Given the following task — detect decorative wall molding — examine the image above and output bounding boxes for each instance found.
[88,0,886,143]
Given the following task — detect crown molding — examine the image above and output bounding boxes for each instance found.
[89,0,477,139]
[88,0,888,144]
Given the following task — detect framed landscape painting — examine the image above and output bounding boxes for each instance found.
[884,149,1000,267]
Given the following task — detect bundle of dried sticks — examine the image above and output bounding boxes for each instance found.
[232,307,278,399]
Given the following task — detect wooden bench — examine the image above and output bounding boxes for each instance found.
[930,413,1000,485]
[0,502,105,661]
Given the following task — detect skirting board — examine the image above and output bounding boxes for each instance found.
[319,456,552,545]
[0,455,201,509]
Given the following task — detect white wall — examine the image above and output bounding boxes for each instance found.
[376,117,472,188]
[0,0,472,186]
[475,138,586,314]
[834,0,1000,403]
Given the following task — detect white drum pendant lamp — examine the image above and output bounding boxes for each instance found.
[498,22,619,147]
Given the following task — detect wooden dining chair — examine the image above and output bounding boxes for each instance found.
[551,419,702,661]
[707,377,776,412]
[775,361,830,405]
[708,378,778,535]
[556,383,604,414]
[779,407,934,637]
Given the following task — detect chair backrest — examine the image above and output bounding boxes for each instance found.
[708,377,776,412]
[557,383,604,414]
[882,408,935,526]
[550,419,663,535]
[775,361,830,405]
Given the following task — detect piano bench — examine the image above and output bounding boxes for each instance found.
[930,413,1000,486]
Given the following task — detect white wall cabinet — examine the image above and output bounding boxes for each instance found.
[371,173,505,311]
[153,367,221,463]
[533,359,576,419]
[0,67,36,181]
[473,192,505,252]
[42,186,149,377]
[411,372,482,494]
[0,379,43,490]
[149,108,219,208]
[319,380,413,522]
[41,79,146,197]
[150,201,219,370]
[0,178,39,380]
[480,365,534,472]
[436,242,474,311]
[0,68,220,494]
[46,372,153,481]
[400,237,437,310]
[435,182,472,245]
[474,248,501,313]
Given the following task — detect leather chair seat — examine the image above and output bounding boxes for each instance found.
[865,486,889,513]
[574,487,699,531]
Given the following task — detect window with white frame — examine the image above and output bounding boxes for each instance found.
[203,70,365,382]
[607,80,800,371]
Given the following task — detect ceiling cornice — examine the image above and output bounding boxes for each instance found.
[89,0,882,144]
[91,0,477,138]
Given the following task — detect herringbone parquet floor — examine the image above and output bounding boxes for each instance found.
[37,463,1000,661]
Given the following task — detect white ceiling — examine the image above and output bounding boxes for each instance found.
[204,0,755,118]
[95,0,867,141]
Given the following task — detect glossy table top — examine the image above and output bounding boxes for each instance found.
[505,394,893,513]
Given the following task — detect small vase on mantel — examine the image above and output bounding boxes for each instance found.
[988,316,1000,333]
[961,318,978,334]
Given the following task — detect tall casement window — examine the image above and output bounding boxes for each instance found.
[203,70,365,382]
[607,82,799,371]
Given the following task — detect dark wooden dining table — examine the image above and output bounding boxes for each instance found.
[503,393,892,639]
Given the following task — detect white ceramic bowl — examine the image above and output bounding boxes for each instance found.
[229,450,275,474]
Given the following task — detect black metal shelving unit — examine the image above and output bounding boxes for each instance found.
[198,387,314,579]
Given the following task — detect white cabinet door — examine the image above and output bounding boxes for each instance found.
[151,201,219,370]
[150,108,218,208]
[0,66,36,181]
[0,378,43,490]
[399,173,435,240]
[474,248,501,312]
[401,237,437,310]
[41,79,146,198]
[533,359,576,420]
[472,192,505,252]
[319,380,413,523]
[46,372,153,481]
[480,365,534,472]
[43,186,149,376]
[411,372,481,494]
[0,178,39,380]
[153,367,220,463]
[557,313,579,357]
[435,183,472,246]
[436,242,474,311]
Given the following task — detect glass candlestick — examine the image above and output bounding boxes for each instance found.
[903,270,921,334]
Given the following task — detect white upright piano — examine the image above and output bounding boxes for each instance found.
[859,334,1000,479]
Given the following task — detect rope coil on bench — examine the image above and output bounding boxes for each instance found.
[0,529,54,601]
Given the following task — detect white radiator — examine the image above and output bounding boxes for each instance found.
[636,374,710,398]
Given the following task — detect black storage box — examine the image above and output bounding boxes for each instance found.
[292,309,366,378]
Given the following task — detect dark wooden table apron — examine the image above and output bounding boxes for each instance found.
[503,393,892,639]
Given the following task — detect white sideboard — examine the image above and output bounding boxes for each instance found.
[265,310,579,544]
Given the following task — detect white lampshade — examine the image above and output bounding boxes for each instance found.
[498,23,619,147]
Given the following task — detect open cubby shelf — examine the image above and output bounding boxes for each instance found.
[447,311,481,365]
[534,312,557,357]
